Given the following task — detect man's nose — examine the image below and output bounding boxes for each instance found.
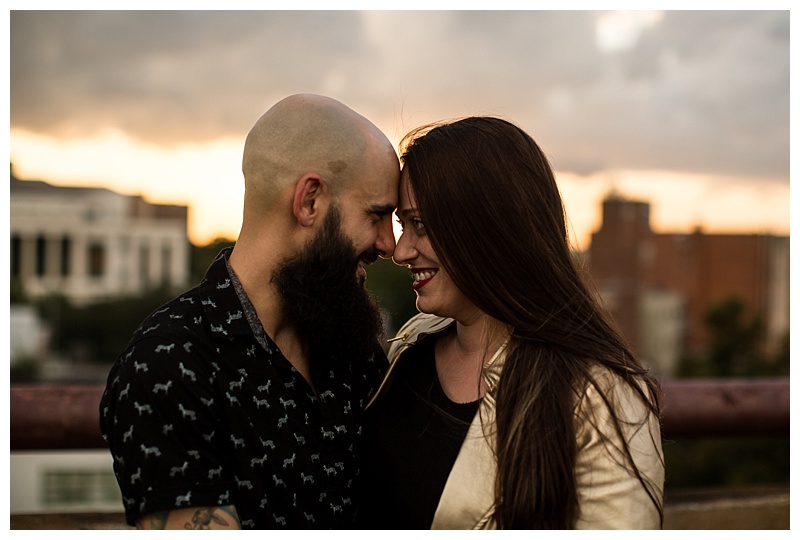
[375,218,396,259]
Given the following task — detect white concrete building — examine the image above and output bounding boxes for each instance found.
[10,172,190,305]
[9,304,50,365]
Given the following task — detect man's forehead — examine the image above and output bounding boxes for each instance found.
[359,174,398,205]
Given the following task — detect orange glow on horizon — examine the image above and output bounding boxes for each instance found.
[10,129,790,249]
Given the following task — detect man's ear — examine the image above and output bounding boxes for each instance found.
[292,174,325,227]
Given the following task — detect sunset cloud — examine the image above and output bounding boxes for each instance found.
[8,9,790,245]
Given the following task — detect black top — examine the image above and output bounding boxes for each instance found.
[356,334,479,529]
[100,248,387,529]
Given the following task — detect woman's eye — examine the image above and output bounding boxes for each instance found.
[396,216,425,234]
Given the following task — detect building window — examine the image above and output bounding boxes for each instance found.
[42,470,120,508]
[118,236,130,287]
[35,235,47,277]
[88,243,105,278]
[60,236,71,277]
[140,244,150,287]
[162,244,172,285]
[11,235,21,277]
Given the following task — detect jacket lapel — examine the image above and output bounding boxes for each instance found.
[431,340,506,530]
[378,313,509,530]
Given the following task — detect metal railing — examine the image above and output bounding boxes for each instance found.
[10,378,790,450]
[9,378,791,529]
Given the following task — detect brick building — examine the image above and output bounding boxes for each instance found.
[587,194,789,376]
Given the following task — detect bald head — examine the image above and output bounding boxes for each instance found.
[241,94,396,220]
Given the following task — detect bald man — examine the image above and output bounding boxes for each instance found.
[100,94,400,529]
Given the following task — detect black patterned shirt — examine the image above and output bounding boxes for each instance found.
[99,248,387,529]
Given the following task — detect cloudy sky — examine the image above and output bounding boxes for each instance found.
[8,8,791,248]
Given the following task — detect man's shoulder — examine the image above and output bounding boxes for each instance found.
[112,283,217,369]
[132,287,205,338]
[134,248,234,335]
[102,286,219,409]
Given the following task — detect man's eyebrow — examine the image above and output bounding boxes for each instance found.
[369,203,396,215]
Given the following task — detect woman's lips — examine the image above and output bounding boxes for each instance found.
[411,269,437,290]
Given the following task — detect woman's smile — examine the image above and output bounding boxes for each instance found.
[411,268,438,290]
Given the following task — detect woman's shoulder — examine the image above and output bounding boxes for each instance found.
[575,362,663,442]
[576,363,659,429]
[581,362,654,396]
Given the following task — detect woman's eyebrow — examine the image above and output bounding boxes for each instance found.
[397,207,417,219]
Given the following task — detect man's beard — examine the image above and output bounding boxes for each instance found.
[272,205,385,366]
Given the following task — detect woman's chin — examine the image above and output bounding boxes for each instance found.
[415,299,441,317]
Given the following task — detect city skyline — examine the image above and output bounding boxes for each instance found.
[8,8,791,248]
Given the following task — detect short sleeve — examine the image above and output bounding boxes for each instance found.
[100,332,233,524]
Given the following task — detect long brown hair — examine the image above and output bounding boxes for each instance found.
[399,117,663,529]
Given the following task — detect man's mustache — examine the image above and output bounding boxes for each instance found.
[359,247,380,266]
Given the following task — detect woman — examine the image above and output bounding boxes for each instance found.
[356,117,664,529]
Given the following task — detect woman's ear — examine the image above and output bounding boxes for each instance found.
[292,174,326,227]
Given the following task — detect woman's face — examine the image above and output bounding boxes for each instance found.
[393,170,482,323]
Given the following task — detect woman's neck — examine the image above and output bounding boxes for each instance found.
[434,314,509,403]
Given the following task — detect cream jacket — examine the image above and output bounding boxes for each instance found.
[368,313,665,530]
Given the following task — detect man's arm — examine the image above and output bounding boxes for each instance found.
[136,506,241,530]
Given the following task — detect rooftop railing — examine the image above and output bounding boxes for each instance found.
[9,378,791,529]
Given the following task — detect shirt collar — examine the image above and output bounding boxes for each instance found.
[198,247,261,339]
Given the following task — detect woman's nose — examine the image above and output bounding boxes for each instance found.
[391,230,416,266]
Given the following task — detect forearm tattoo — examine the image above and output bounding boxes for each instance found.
[137,506,240,530]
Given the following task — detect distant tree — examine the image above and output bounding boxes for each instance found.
[666,295,789,491]
[753,331,789,377]
[10,275,28,304]
[677,295,766,378]
[704,296,762,377]
[364,257,418,339]
[35,294,71,353]
[35,287,177,365]
[663,436,789,489]
[10,355,40,383]
[191,237,235,285]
